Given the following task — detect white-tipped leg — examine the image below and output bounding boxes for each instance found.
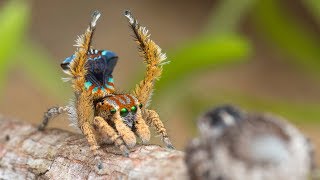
[90,10,101,28]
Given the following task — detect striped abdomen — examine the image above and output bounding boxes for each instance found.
[61,49,118,95]
[84,76,115,95]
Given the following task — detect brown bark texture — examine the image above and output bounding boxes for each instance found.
[0,116,187,179]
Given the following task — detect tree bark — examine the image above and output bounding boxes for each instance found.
[0,115,188,179]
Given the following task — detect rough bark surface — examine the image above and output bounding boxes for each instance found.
[0,115,187,179]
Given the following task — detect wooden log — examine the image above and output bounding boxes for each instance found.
[0,115,188,179]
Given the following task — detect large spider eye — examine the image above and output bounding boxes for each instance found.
[139,103,143,109]
[131,106,137,113]
[120,108,128,117]
[110,109,116,114]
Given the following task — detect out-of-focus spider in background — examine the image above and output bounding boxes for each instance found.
[185,105,315,180]
[38,10,173,158]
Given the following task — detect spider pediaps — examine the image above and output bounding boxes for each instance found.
[38,10,174,159]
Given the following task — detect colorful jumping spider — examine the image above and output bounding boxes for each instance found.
[38,10,173,157]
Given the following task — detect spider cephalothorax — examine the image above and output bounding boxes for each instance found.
[38,10,173,159]
[95,94,142,129]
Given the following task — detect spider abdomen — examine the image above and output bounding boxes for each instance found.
[61,49,118,93]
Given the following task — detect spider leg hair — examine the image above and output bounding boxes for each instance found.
[93,116,130,156]
[38,106,70,131]
[70,11,102,162]
[144,109,174,149]
[124,10,169,108]
[70,10,101,93]
[134,108,151,144]
[113,111,137,148]
[81,121,100,156]
[70,11,101,128]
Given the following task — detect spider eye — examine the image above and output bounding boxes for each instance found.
[139,103,143,109]
[110,109,116,114]
[131,106,137,113]
[120,108,128,117]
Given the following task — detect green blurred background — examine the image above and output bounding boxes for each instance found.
[0,0,319,162]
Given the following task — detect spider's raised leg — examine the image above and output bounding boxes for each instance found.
[69,10,101,95]
[144,109,174,149]
[134,108,150,144]
[38,106,70,130]
[93,116,129,156]
[125,11,173,148]
[113,112,137,148]
[124,10,169,108]
[70,11,103,159]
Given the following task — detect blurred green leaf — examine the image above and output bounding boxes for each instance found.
[151,0,254,97]
[253,0,320,73]
[0,1,69,101]
[304,0,320,20]
[0,0,29,92]
[156,34,251,92]
[18,41,71,100]
[188,92,320,124]
[206,0,257,34]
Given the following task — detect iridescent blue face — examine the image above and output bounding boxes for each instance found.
[61,49,118,87]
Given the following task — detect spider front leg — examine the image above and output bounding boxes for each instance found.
[134,107,151,144]
[93,116,129,156]
[113,112,137,148]
[80,120,106,169]
[80,121,100,155]
[38,106,70,130]
[75,90,104,165]
[144,109,174,149]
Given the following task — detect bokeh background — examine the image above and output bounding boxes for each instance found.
[0,0,319,163]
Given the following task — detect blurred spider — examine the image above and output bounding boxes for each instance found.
[38,10,173,157]
[185,105,315,180]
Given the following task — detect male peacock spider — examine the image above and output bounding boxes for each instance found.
[38,10,173,158]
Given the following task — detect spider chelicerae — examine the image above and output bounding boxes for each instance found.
[38,10,173,157]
